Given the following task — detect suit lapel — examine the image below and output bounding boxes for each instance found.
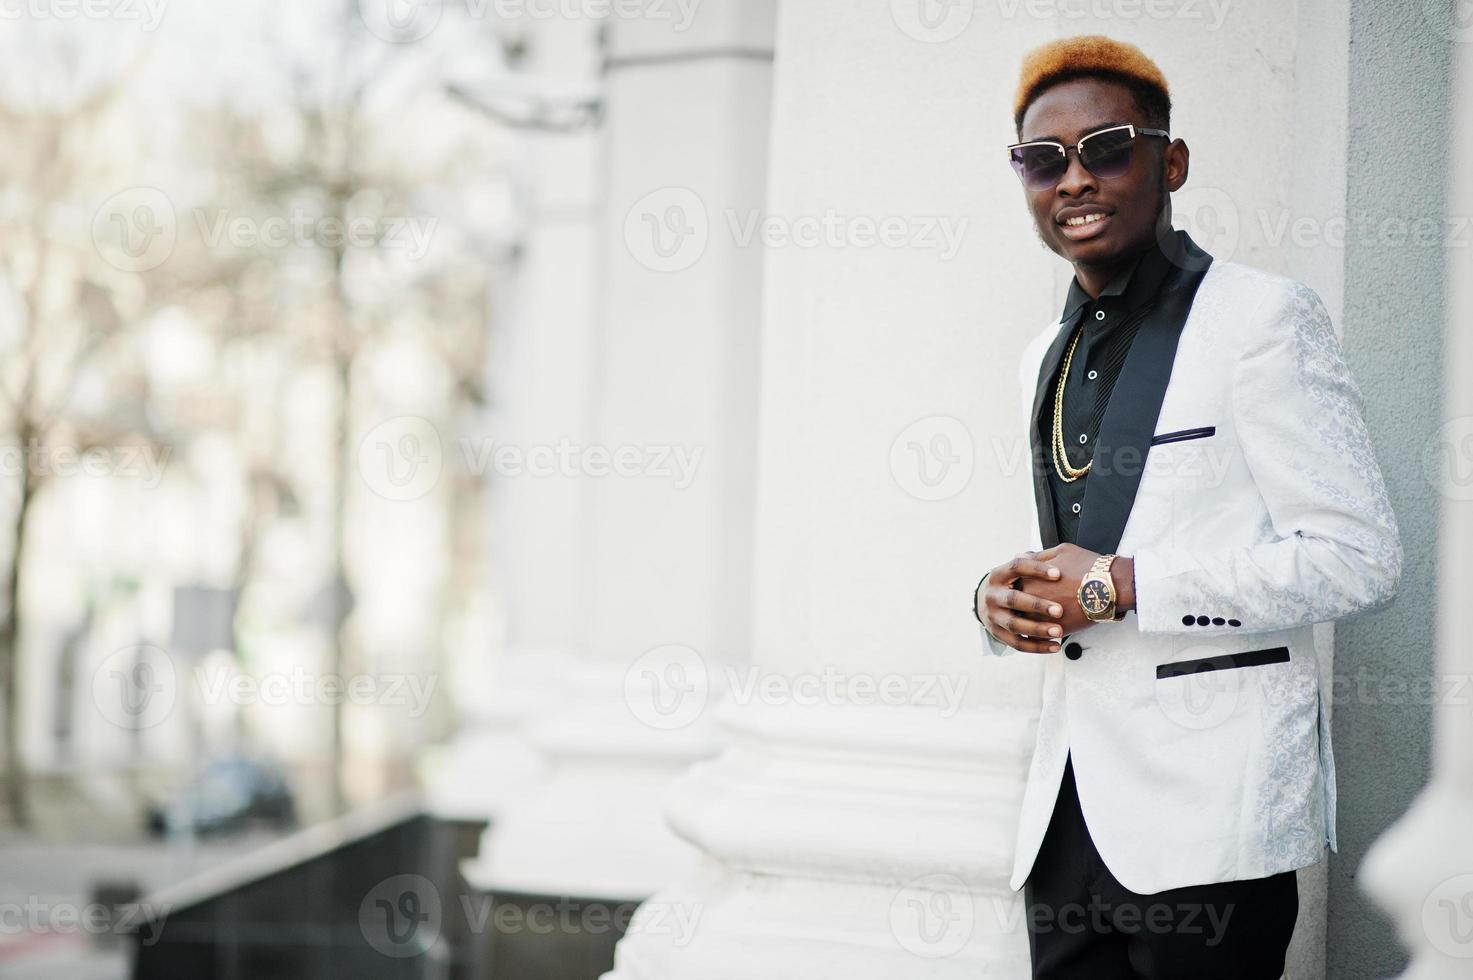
[1028,232,1214,554]
[1074,235,1213,554]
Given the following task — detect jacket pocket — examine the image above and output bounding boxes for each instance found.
[1150,425,1216,446]
[1156,646,1290,679]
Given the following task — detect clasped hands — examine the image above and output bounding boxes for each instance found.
[974,543,1135,653]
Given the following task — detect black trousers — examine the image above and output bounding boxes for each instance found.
[1022,754,1299,979]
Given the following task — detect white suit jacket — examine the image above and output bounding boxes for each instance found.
[980,244,1402,895]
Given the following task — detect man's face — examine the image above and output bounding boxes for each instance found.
[1016,77,1184,270]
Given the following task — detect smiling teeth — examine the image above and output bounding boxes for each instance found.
[1065,213,1108,227]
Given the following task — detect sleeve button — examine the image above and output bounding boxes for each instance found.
[1064,642,1083,660]
[1182,614,1196,626]
[1211,617,1225,625]
[1196,615,1211,626]
[1228,619,1242,627]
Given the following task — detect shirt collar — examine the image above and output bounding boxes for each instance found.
[1059,230,1181,324]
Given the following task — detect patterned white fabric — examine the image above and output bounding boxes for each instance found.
[978,261,1402,894]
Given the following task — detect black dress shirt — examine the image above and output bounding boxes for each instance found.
[1042,240,1176,544]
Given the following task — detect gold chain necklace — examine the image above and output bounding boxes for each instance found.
[1051,325,1090,482]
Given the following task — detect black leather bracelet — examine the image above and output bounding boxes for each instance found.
[972,572,989,626]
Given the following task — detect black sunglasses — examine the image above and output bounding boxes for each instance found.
[1007,124,1170,191]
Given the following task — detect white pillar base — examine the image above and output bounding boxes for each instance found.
[1360,781,1473,980]
[604,699,1035,978]
[463,658,721,899]
[426,647,556,822]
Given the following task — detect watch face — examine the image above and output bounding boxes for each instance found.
[1080,578,1112,615]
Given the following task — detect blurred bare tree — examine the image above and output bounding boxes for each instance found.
[0,49,170,826]
[0,2,509,827]
[189,4,501,812]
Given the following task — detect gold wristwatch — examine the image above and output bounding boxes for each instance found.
[1078,553,1121,623]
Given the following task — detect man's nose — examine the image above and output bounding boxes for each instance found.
[1055,149,1097,198]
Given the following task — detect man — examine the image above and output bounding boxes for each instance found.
[971,35,1402,979]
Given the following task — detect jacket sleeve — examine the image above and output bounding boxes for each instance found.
[1131,280,1402,635]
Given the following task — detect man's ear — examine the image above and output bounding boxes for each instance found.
[1165,138,1190,192]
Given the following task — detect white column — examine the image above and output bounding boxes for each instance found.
[431,20,602,822]
[605,2,1050,975]
[1359,32,1473,980]
[466,0,777,900]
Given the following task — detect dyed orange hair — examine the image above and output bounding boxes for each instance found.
[1014,35,1170,131]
